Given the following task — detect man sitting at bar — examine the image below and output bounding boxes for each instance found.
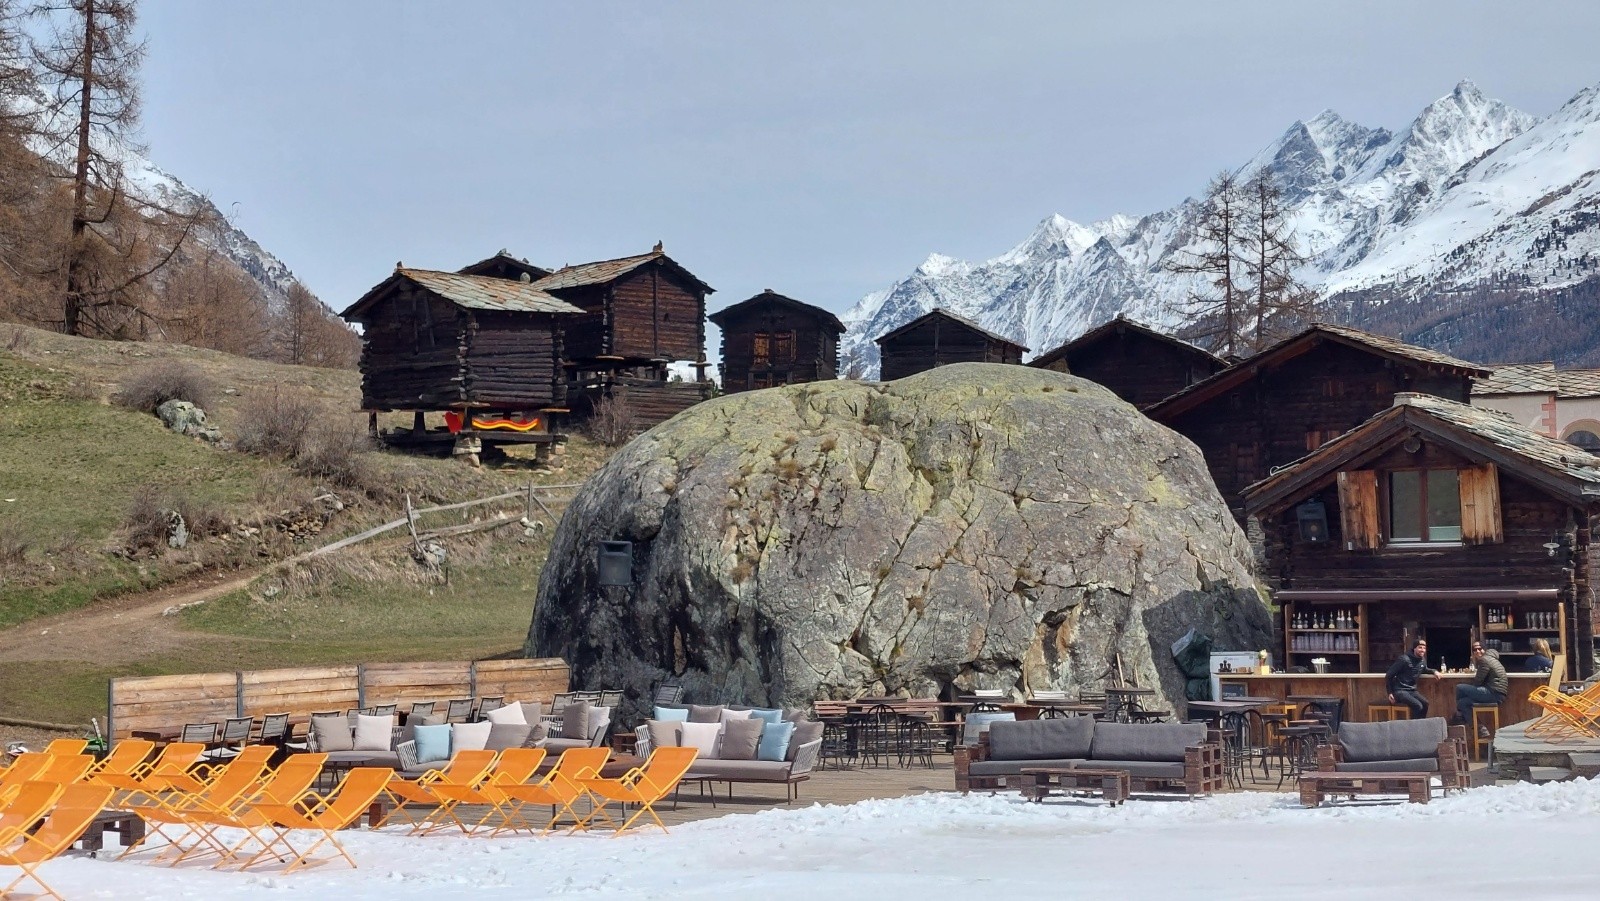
[1454,642,1508,732]
[1386,637,1437,718]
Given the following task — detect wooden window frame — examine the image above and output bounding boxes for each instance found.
[752,333,771,367]
[1383,467,1463,547]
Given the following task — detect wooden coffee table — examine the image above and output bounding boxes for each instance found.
[1017,767,1131,806]
[1299,770,1431,807]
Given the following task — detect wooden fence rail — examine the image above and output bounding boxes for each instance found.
[107,658,569,739]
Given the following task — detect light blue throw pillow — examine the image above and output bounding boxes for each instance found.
[653,706,690,722]
[413,723,452,763]
[756,720,795,762]
[749,708,784,728]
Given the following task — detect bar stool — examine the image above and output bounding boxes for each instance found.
[1470,705,1500,762]
[1367,703,1411,722]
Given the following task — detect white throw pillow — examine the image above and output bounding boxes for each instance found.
[486,704,527,726]
[451,721,493,752]
[719,708,754,725]
[679,721,722,759]
[353,714,395,751]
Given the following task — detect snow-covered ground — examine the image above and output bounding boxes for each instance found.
[29,778,1600,899]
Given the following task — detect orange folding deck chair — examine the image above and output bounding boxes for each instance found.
[167,752,330,867]
[94,741,203,805]
[41,739,88,757]
[377,749,497,832]
[241,767,394,873]
[0,755,52,800]
[85,739,155,782]
[486,746,609,837]
[0,782,63,837]
[577,746,698,836]
[0,782,115,900]
[33,754,94,786]
[117,753,273,860]
[424,747,546,836]
[1532,684,1600,740]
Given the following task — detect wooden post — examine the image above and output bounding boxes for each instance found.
[525,482,535,521]
[404,494,422,555]
[1578,511,1595,679]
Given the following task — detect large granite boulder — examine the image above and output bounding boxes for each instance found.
[527,364,1270,716]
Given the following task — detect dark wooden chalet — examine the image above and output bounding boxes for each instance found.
[1146,323,1492,524]
[340,267,583,456]
[1244,393,1600,680]
[709,289,846,393]
[1028,315,1226,409]
[874,309,1028,381]
[457,249,551,283]
[531,246,714,428]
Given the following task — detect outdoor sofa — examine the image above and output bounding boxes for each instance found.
[636,705,824,803]
[306,701,605,777]
[954,715,1224,797]
[1315,717,1471,792]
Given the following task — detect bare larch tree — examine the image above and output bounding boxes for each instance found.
[1166,171,1247,357]
[1241,172,1315,350]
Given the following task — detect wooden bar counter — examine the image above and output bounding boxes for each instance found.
[1220,672,1547,724]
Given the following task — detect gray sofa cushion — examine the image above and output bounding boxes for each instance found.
[322,749,400,766]
[688,704,724,723]
[686,759,794,781]
[486,723,533,751]
[720,717,763,760]
[988,716,1095,761]
[1334,757,1440,774]
[561,701,592,740]
[1089,722,1206,762]
[540,736,592,753]
[1339,717,1446,763]
[786,720,823,761]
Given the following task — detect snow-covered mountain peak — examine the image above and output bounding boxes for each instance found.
[996,214,1101,264]
[839,78,1600,376]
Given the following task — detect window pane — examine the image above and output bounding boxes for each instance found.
[1427,469,1462,542]
[1390,471,1421,542]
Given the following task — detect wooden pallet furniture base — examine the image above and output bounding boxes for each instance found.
[73,810,145,852]
[1299,770,1432,807]
[1016,767,1131,806]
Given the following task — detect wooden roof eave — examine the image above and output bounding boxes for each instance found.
[1243,406,1600,516]
[339,272,409,322]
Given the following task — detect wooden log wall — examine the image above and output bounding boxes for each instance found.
[1054,332,1222,410]
[1160,342,1477,523]
[463,311,565,409]
[609,267,703,362]
[107,659,570,739]
[717,307,839,392]
[357,287,467,410]
[878,318,1019,381]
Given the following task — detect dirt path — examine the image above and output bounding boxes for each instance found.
[0,570,258,665]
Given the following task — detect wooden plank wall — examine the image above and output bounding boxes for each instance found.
[108,659,569,738]
[361,662,473,709]
[108,673,239,739]
[474,659,570,704]
[239,666,360,721]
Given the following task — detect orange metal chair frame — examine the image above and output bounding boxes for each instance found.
[423,748,547,836]
[166,753,330,868]
[240,767,394,873]
[486,746,610,837]
[117,755,273,860]
[0,782,115,900]
[577,746,698,836]
[377,749,497,832]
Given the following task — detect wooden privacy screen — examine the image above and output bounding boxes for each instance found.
[107,658,569,739]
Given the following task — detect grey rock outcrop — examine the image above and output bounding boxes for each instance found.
[527,364,1270,715]
[156,399,222,443]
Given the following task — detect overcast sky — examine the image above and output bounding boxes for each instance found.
[136,1,1600,318]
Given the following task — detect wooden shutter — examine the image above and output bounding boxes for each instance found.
[1458,463,1503,545]
[1336,470,1380,550]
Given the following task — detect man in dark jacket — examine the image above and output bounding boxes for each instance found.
[1455,642,1509,729]
[1386,638,1436,718]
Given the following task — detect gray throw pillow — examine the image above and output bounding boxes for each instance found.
[520,722,549,748]
[688,704,724,723]
[485,723,534,751]
[414,713,447,727]
[646,719,684,747]
[310,714,354,752]
[786,719,824,761]
[561,700,592,740]
[518,701,544,724]
[720,717,763,761]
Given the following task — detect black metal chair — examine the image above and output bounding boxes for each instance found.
[854,704,900,769]
[897,712,936,768]
[444,698,474,724]
[818,717,856,770]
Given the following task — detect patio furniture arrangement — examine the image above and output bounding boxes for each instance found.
[954,716,1224,798]
[635,705,824,803]
[1017,767,1131,806]
[1312,717,1470,795]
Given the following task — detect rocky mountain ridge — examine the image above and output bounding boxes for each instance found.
[841,79,1600,372]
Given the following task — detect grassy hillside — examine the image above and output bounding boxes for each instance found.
[0,324,611,726]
